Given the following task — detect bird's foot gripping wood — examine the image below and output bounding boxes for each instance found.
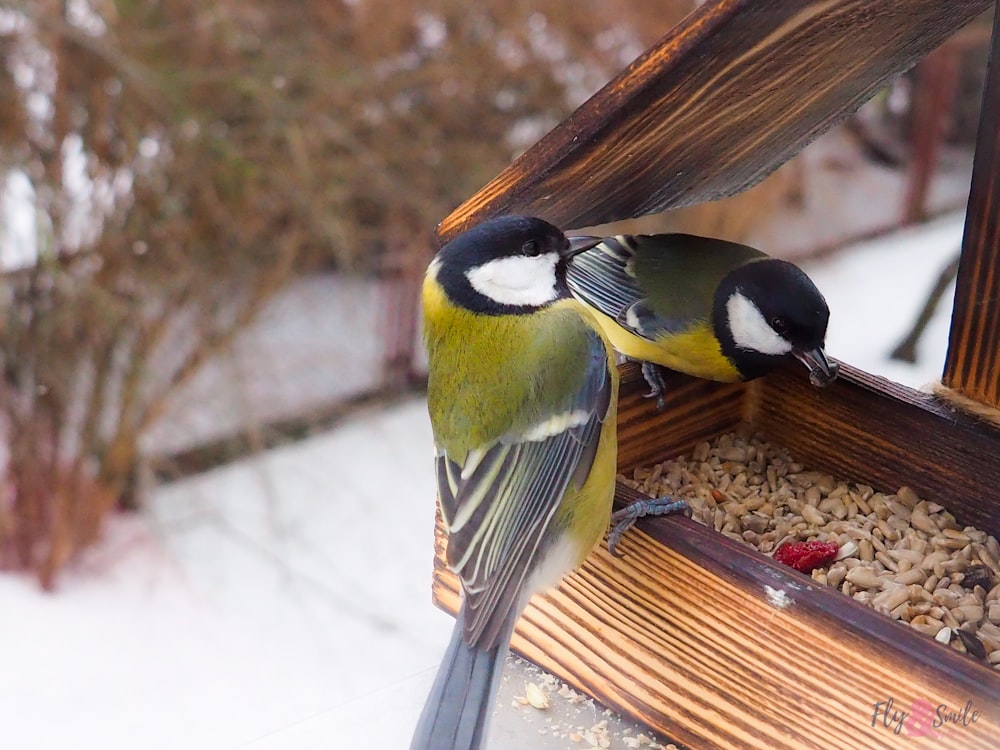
[608,497,691,557]
[640,361,667,412]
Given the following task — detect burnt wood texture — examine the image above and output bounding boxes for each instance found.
[431,366,1000,748]
[436,0,992,240]
[944,5,1000,409]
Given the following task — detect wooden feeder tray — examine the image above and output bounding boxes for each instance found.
[430,1,1000,747]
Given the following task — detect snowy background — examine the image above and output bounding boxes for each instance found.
[0,210,967,749]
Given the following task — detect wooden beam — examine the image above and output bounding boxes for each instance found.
[437,0,992,240]
[944,3,1000,408]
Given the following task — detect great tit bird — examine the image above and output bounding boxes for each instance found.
[412,216,620,750]
[565,233,838,406]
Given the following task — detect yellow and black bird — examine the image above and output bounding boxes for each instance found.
[413,216,689,750]
[565,233,838,406]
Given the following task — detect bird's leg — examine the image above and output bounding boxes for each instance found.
[640,361,667,412]
[608,497,690,557]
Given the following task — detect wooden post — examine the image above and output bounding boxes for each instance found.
[902,44,960,225]
[943,3,1000,407]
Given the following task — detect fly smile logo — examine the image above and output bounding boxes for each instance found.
[871,696,982,738]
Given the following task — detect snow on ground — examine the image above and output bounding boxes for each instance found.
[803,212,962,389]
[1,213,966,749]
[1,399,452,750]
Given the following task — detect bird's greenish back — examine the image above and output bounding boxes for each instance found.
[632,234,766,323]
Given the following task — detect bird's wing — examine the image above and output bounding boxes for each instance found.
[435,329,613,649]
[565,235,687,340]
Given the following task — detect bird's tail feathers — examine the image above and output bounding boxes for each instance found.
[410,614,514,750]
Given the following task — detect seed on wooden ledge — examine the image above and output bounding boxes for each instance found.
[893,568,925,586]
[935,626,952,644]
[835,541,859,561]
[618,432,1000,670]
[988,537,1000,559]
[956,630,988,660]
[958,604,984,623]
[890,602,911,620]
[718,447,747,463]
[858,539,875,563]
[846,567,881,589]
[875,551,897,572]
[941,528,972,544]
[525,682,550,710]
[804,486,822,506]
[989,604,1000,624]
[826,566,847,588]
[825,498,848,520]
[977,548,1000,575]
[911,621,942,637]
[889,549,924,565]
[873,585,911,611]
[885,498,912,521]
[870,495,890,520]
[801,505,825,527]
[876,519,901,542]
[896,486,920,508]
[934,589,961,608]
[910,508,940,535]
[921,551,950,571]
[913,614,945,629]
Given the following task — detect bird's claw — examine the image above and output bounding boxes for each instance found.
[607,497,691,557]
[640,362,667,412]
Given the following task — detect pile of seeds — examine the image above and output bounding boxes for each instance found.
[619,431,1000,668]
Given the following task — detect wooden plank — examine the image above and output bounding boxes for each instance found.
[616,362,747,471]
[754,363,1000,540]
[944,3,1000,408]
[437,0,992,240]
[432,491,1000,749]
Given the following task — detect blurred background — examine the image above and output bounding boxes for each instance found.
[0,2,994,748]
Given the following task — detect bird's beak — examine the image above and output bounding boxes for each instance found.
[564,235,602,258]
[792,346,839,388]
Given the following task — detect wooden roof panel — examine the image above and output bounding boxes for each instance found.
[438,0,992,240]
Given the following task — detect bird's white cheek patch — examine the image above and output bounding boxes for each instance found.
[466,254,559,306]
[727,292,793,355]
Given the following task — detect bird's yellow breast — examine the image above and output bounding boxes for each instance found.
[591,309,741,382]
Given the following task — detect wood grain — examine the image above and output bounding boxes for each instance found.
[616,362,746,472]
[436,0,992,240]
[943,6,1000,408]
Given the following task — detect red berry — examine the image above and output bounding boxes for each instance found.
[773,540,840,573]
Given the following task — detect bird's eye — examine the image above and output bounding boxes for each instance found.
[770,316,789,335]
[522,240,540,257]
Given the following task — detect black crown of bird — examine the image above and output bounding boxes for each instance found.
[413,215,835,750]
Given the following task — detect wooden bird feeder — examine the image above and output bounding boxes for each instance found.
[431,1,1000,747]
